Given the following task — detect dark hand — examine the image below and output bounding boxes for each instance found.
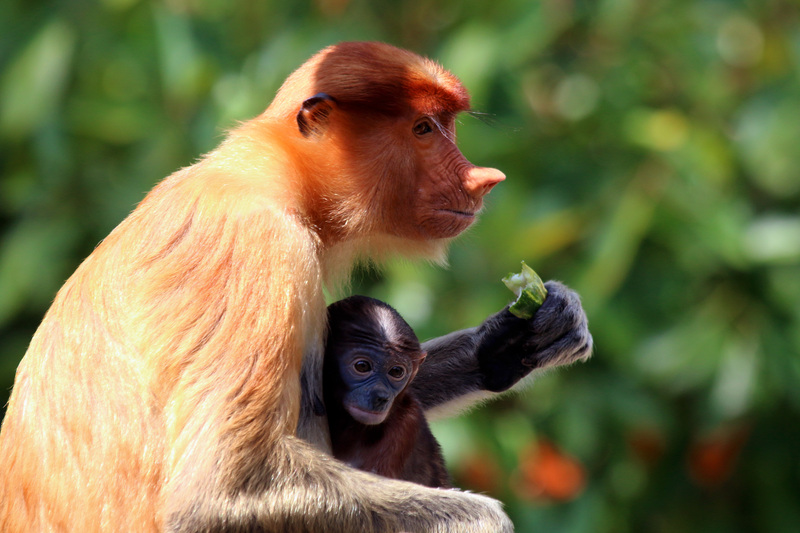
[477,281,592,393]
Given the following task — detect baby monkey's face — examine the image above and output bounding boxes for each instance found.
[338,348,415,425]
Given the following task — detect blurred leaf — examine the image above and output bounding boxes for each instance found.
[153,4,212,109]
[0,19,75,139]
[438,24,500,106]
[0,217,80,326]
[578,164,666,310]
[735,97,800,198]
[743,214,800,265]
[67,98,156,144]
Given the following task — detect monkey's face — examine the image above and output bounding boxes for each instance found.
[337,349,414,425]
[368,113,506,241]
[293,91,504,244]
[412,114,504,239]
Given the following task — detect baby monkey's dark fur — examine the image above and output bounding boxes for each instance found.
[324,296,449,488]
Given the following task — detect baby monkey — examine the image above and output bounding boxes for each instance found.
[323,295,450,488]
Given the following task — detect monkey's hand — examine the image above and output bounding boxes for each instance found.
[415,281,591,415]
[477,281,592,393]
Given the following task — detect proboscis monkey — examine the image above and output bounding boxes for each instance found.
[0,42,592,532]
[324,296,450,488]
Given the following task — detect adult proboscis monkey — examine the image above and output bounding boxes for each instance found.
[0,41,592,532]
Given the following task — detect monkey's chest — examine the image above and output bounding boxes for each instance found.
[334,422,416,480]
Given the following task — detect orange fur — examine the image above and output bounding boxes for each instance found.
[0,42,508,533]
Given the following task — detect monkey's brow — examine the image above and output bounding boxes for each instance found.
[337,329,388,351]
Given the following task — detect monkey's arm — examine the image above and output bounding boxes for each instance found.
[414,281,592,416]
[167,435,512,533]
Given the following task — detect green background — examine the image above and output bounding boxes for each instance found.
[2,0,799,531]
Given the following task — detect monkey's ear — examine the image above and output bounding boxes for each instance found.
[297,93,337,138]
[410,351,427,382]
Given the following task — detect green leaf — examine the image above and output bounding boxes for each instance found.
[0,20,75,138]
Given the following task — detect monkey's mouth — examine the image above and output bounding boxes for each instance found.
[428,208,480,238]
[438,208,476,219]
[346,404,389,425]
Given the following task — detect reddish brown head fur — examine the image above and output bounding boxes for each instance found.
[269,42,470,121]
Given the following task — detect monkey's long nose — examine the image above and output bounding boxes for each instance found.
[464,166,506,198]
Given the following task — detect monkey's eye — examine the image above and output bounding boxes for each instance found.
[353,360,372,374]
[388,366,406,379]
[413,118,434,136]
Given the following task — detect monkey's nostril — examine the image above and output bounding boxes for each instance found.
[373,395,390,410]
[481,178,502,195]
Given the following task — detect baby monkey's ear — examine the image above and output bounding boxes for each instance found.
[409,351,427,381]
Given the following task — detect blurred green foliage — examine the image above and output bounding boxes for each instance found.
[2,0,800,531]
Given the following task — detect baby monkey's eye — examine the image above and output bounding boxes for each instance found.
[353,360,372,374]
[388,366,406,379]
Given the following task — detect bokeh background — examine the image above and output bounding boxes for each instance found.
[2,0,799,531]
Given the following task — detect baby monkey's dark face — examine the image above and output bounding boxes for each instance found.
[325,295,426,426]
[336,347,416,425]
